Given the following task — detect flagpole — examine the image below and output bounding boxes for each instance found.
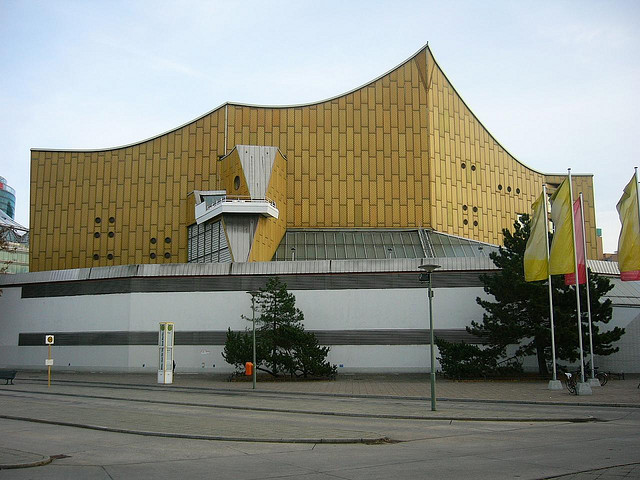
[543,185,558,382]
[635,167,640,233]
[579,193,596,383]
[568,169,586,385]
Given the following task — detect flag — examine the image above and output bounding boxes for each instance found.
[617,174,640,281]
[549,179,575,275]
[564,198,586,285]
[524,192,549,281]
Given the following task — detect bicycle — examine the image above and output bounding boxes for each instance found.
[595,369,608,386]
[564,371,577,395]
[556,363,607,393]
[574,362,608,386]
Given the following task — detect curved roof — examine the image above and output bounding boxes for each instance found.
[30,43,542,176]
[31,44,429,154]
[425,50,543,176]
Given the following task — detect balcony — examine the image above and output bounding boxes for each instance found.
[195,195,279,225]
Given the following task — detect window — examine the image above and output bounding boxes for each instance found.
[273,229,501,261]
[272,229,426,260]
[187,219,231,263]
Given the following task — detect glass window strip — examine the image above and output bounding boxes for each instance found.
[271,229,499,261]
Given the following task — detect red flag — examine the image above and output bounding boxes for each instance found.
[621,271,640,281]
[565,198,586,285]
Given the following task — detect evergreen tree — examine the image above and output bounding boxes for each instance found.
[468,215,624,375]
[223,277,336,378]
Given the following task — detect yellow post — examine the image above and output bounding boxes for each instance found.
[47,344,51,388]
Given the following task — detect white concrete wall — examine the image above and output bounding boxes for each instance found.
[295,287,487,331]
[128,291,252,331]
[2,282,636,373]
[0,284,487,373]
[594,306,640,375]
[0,286,134,370]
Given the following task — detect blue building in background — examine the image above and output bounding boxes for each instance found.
[0,176,28,273]
[0,176,16,219]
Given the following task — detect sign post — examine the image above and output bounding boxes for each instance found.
[158,322,174,384]
[45,335,54,387]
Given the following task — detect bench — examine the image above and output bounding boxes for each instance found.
[0,369,17,385]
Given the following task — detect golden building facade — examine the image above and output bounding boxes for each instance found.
[30,45,600,272]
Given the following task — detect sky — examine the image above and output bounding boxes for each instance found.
[1,0,639,253]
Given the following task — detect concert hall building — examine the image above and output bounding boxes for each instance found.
[2,45,636,374]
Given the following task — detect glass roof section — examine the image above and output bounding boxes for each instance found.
[0,209,29,245]
[426,231,499,258]
[272,229,499,261]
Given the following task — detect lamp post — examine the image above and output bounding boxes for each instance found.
[247,290,261,390]
[419,263,440,411]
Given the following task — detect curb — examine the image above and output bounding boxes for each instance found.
[0,452,53,470]
[0,388,603,423]
[0,415,391,444]
[542,462,640,479]
[16,378,640,409]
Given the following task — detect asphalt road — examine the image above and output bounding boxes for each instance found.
[0,378,639,479]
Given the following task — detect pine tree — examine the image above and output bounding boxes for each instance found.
[468,215,624,375]
[223,277,336,378]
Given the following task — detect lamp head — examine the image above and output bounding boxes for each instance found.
[418,264,440,273]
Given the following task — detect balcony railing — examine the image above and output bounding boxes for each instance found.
[195,195,279,224]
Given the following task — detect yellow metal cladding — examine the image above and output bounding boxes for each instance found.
[29,45,600,271]
[218,149,250,198]
[248,150,288,262]
[30,49,431,270]
[185,193,197,226]
[426,49,544,246]
[225,53,431,229]
[30,108,227,270]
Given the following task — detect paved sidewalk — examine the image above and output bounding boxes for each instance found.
[15,370,640,405]
[1,371,638,471]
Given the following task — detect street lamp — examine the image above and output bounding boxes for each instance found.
[419,263,440,411]
[247,290,261,390]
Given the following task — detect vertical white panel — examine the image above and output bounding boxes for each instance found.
[237,145,278,199]
[223,215,258,262]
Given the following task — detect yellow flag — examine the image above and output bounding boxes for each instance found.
[549,179,575,275]
[617,174,640,281]
[524,192,549,281]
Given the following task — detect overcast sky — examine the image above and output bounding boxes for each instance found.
[1,0,639,253]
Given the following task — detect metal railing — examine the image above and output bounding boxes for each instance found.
[203,195,277,211]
